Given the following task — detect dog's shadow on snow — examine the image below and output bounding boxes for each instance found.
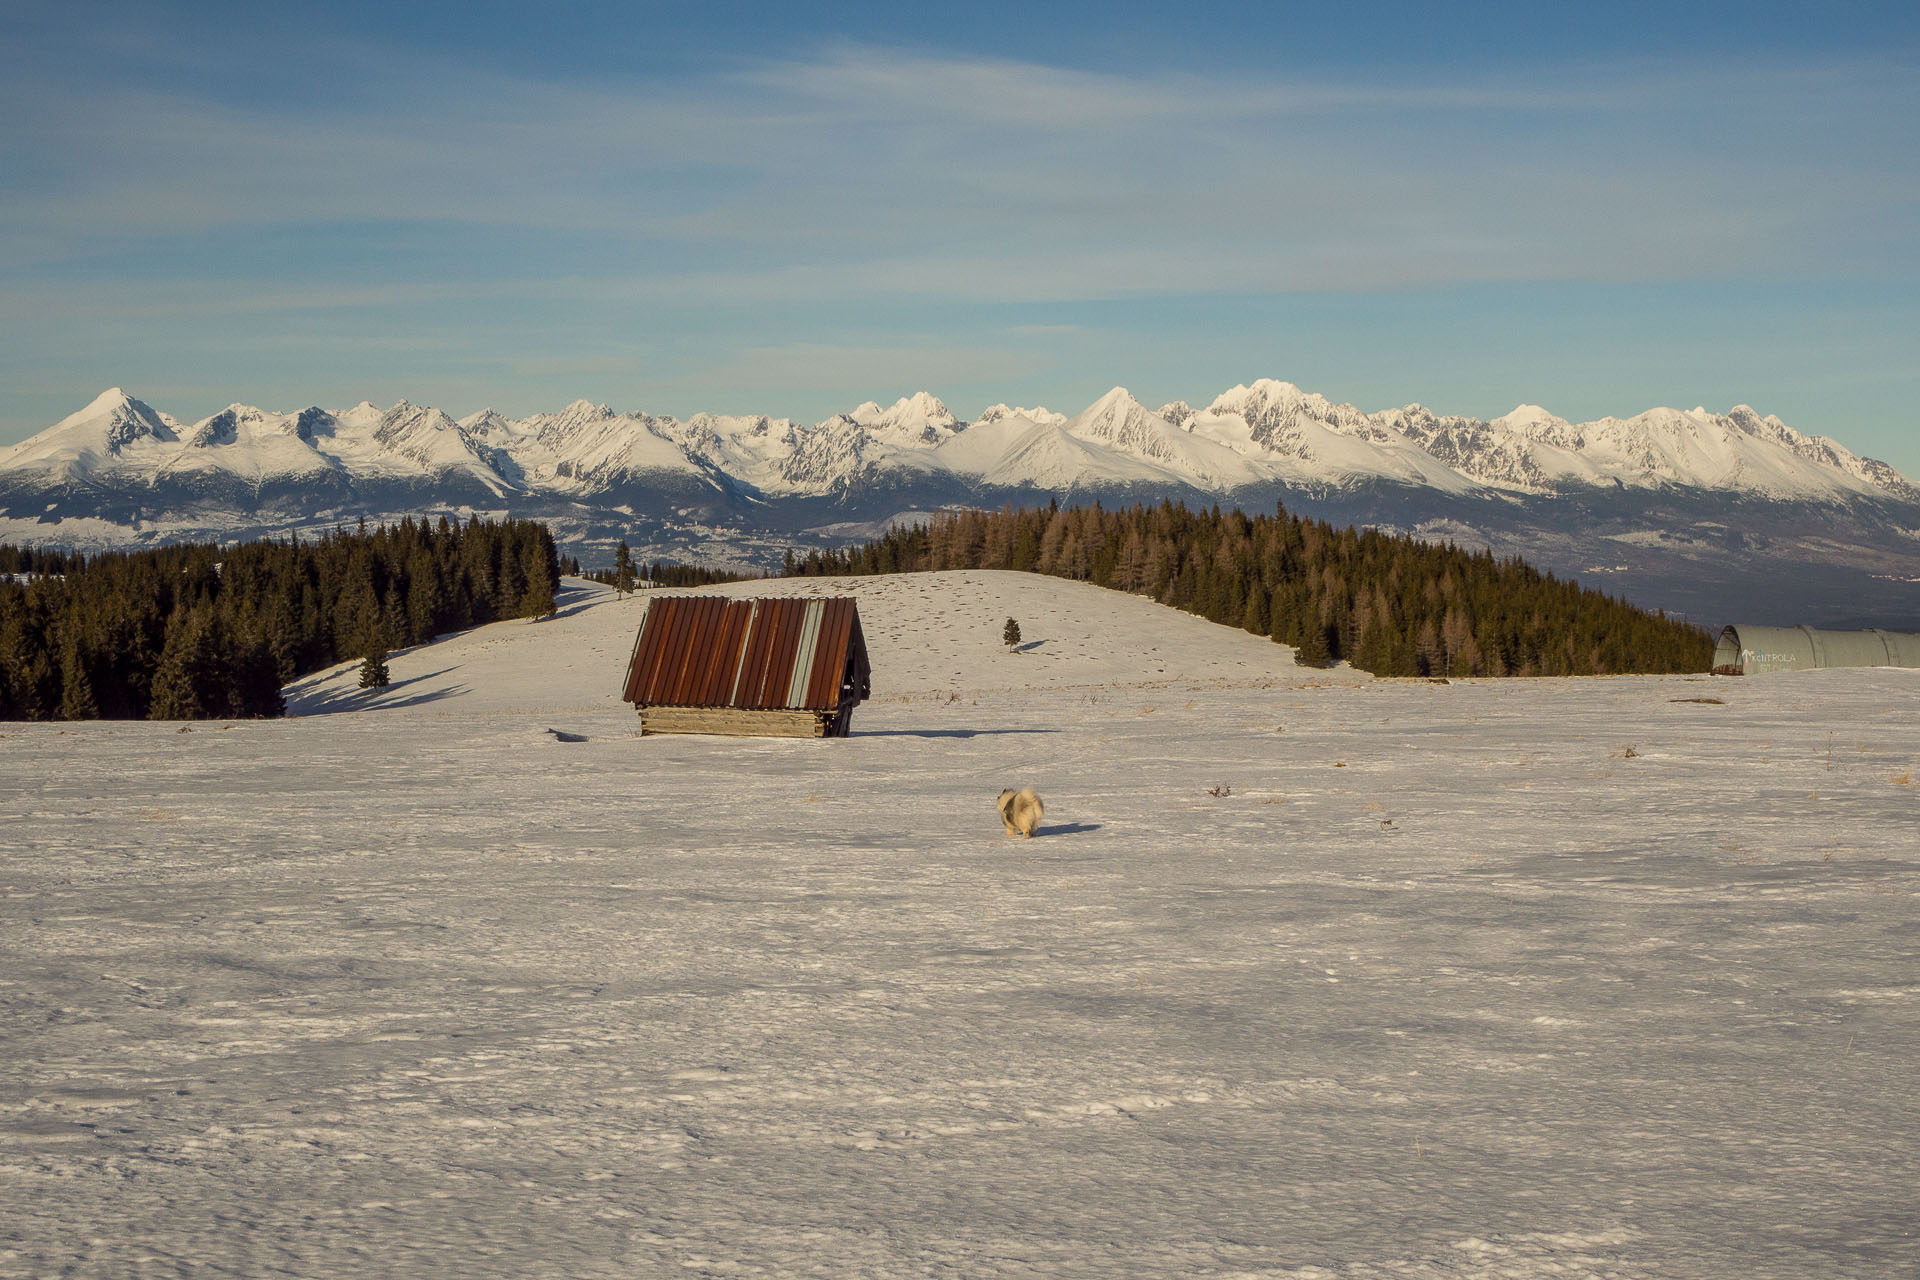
[857,728,1057,739]
[1035,822,1102,838]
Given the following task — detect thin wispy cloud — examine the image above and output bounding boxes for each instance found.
[4,39,1915,291]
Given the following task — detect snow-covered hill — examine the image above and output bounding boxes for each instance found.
[282,569,1363,718]
[6,571,1916,1278]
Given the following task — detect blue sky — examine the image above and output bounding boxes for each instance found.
[4,1,1918,472]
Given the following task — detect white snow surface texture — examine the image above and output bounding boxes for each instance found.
[4,571,1917,1279]
[6,380,1915,502]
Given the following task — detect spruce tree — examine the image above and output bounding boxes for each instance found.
[514,530,557,618]
[518,573,557,619]
[57,640,99,720]
[613,541,637,597]
[359,642,390,691]
[1293,621,1331,667]
[0,607,37,720]
[148,610,207,720]
[1003,617,1022,650]
[232,632,286,717]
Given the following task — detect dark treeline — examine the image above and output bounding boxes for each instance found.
[0,546,88,576]
[581,558,761,591]
[1,517,561,720]
[786,501,1711,677]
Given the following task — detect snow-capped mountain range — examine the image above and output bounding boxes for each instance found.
[7,380,1914,507]
[6,380,1920,629]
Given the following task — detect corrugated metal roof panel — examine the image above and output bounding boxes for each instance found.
[770,600,808,709]
[741,600,780,709]
[623,595,869,711]
[809,598,848,708]
[786,600,824,708]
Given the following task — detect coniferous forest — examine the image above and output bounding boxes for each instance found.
[0,517,561,720]
[580,544,761,592]
[2,500,1713,721]
[785,501,1712,677]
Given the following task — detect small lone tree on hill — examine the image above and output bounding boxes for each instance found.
[613,540,637,597]
[359,642,390,691]
[1003,617,1022,651]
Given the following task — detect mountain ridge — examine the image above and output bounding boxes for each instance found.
[6,380,1920,631]
[7,380,1913,506]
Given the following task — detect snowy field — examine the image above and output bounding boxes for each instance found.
[3,571,1916,1279]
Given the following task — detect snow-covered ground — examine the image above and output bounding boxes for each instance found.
[3,572,1916,1278]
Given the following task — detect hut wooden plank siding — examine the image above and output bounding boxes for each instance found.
[622,596,871,736]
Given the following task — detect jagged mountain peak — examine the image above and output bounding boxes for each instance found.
[84,386,135,412]
[1209,379,1315,413]
[1239,377,1310,400]
[555,398,617,424]
[1069,387,1163,443]
[1157,401,1196,427]
[843,392,960,444]
[184,407,242,448]
[977,403,1066,427]
[1495,404,1569,430]
[457,408,516,437]
[848,390,952,419]
[183,403,301,443]
[1082,385,1144,411]
[1205,380,1374,443]
[331,400,389,436]
[68,387,178,445]
[372,401,460,445]
[1,387,178,475]
[1059,387,1274,489]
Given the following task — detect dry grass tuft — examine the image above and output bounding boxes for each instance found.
[1614,744,1640,759]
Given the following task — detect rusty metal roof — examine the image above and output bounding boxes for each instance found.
[622,596,869,710]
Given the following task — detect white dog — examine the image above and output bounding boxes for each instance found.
[997,787,1044,838]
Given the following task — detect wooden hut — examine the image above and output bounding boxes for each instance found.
[621,596,871,737]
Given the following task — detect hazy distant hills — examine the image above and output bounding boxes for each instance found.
[6,381,1920,629]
